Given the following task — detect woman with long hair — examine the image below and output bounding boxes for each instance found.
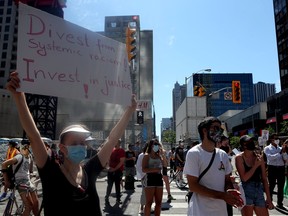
[235,135,273,216]
[142,139,166,216]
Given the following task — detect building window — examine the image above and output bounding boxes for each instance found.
[3,43,8,50]
[4,34,9,41]
[1,61,5,68]
[2,52,7,59]
[110,22,117,27]
[5,25,10,32]
[0,70,4,78]
[129,21,137,28]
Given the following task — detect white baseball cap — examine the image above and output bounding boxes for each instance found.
[59,124,91,142]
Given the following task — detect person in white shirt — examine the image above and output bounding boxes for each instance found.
[136,143,148,214]
[183,117,243,216]
[263,133,288,210]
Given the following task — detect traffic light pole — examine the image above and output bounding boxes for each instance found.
[130,61,136,145]
[126,26,137,145]
[184,69,211,141]
[208,87,232,97]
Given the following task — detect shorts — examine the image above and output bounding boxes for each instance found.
[242,181,266,207]
[16,179,37,194]
[143,173,163,187]
[175,161,184,168]
[162,167,168,176]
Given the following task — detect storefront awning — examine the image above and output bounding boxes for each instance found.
[283,113,288,120]
[266,117,276,124]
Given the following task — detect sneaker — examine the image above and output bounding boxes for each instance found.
[167,194,176,200]
[0,192,7,200]
[276,204,288,211]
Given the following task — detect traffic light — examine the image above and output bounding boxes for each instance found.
[126,27,136,62]
[194,86,205,97]
[232,81,241,103]
[198,87,206,97]
[194,86,200,96]
[137,110,144,124]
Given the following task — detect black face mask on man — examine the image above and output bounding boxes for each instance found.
[207,127,223,145]
[245,141,256,151]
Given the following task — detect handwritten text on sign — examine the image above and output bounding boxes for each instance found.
[17,3,132,107]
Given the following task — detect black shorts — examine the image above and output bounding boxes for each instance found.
[143,173,163,187]
[162,167,167,176]
[175,161,184,168]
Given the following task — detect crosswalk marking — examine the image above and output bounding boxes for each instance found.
[156,181,188,215]
[158,182,284,216]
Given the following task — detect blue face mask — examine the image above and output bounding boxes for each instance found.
[153,145,159,153]
[66,145,87,164]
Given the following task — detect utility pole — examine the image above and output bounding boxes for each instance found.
[126,26,137,145]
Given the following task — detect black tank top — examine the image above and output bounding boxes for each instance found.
[242,156,262,182]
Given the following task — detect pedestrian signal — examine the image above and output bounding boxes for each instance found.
[137,111,144,124]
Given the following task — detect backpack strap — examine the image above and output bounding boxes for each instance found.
[198,148,216,181]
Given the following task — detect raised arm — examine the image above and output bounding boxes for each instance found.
[6,72,48,168]
[97,95,137,167]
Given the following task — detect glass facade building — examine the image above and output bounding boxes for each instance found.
[193,73,254,117]
[273,0,288,90]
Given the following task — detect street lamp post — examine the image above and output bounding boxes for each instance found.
[185,68,211,141]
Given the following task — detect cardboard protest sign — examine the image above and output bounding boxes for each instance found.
[17,3,132,107]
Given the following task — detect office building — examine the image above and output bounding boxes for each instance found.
[0,4,154,143]
[253,82,276,104]
[104,15,154,142]
[172,82,186,131]
[273,0,288,90]
[193,73,254,117]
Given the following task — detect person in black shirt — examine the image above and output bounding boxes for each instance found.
[124,144,136,190]
[6,72,137,216]
[175,140,185,185]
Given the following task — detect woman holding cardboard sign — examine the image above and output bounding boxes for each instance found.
[6,71,137,216]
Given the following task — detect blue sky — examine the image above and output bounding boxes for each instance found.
[64,0,279,137]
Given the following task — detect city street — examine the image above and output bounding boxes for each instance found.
[98,177,288,216]
[0,176,288,215]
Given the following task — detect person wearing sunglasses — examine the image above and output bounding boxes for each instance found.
[183,116,243,216]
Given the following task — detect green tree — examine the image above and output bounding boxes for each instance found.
[162,130,176,145]
[280,120,288,135]
[230,136,240,150]
[264,125,275,134]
